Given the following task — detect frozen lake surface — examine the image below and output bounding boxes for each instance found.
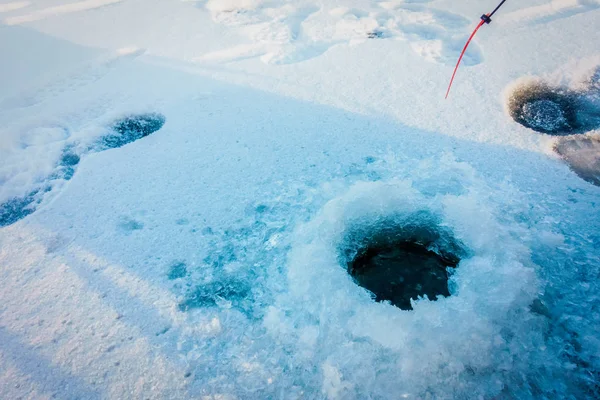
[0,0,599,398]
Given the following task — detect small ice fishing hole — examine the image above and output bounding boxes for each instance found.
[507,81,579,134]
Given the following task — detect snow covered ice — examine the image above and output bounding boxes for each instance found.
[0,0,600,399]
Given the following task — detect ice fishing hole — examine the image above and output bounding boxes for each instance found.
[507,81,582,135]
[341,217,464,310]
[100,112,166,149]
[508,78,600,135]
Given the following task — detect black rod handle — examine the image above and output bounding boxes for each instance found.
[489,0,508,18]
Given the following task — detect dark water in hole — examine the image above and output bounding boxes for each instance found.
[521,99,571,133]
[349,240,459,310]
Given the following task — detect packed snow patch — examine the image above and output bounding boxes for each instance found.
[194,0,483,65]
[0,1,30,13]
[205,0,264,13]
[3,0,123,25]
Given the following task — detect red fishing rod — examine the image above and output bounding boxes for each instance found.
[445,0,508,99]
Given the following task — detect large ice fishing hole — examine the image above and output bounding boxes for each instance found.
[341,216,463,310]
